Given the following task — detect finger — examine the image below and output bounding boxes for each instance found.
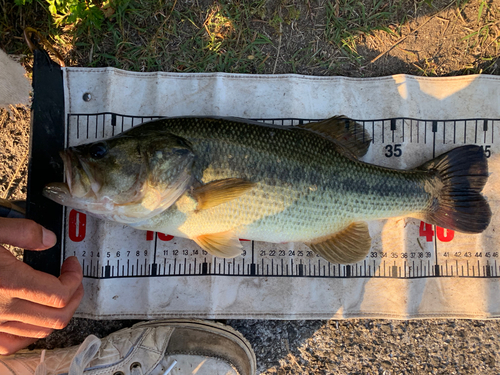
[2,256,83,308]
[0,218,56,250]
[0,333,38,355]
[58,256,84,297]
[0,321,53,339]
[4,283,84,330]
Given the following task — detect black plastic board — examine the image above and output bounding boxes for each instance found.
[23,49,65,276]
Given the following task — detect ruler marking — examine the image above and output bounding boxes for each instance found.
[76,115,80,139]
[443,121,446,144]
[424,121,427,144]
[382,120,385,144]
[102,114,105,138]
[491,121,495,143]
[453,120,456,144]
[484,120,488,143]
[94,115,98,138]
[475,120,478,144]
[111,113,116,136]
[105,265,111,278]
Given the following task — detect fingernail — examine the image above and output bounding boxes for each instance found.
[42,227,57,247]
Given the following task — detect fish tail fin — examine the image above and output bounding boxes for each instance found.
[419,145,491,234]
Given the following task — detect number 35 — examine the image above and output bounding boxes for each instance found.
[385,144,402,157]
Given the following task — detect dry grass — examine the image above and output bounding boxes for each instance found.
[1,0,498,77]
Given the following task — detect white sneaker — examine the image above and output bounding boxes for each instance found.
[0,319,256,375]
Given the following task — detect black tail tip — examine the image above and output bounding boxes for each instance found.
[423,145,491,234]
[428,195,491,234]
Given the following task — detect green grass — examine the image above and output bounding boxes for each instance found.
[324,0,401,59]
[2,0,499,76]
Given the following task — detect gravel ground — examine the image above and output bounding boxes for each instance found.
[30,317,500,374]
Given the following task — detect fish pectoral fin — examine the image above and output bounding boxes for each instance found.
[306,222,371,264]
[193,231,243,258]
[298,116,371,158]
[192,178,256,211]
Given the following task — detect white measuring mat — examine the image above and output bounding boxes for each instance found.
[61,70,500,319]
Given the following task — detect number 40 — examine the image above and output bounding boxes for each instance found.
[419,222,454,242]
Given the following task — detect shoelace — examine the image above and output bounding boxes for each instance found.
[34,335,101,375]
[33,335,177,375]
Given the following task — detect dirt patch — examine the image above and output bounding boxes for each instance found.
[0,106,30,201]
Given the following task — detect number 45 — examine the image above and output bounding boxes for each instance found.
[419,222,454,242]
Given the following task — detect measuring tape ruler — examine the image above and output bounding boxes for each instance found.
[63,115,499,279]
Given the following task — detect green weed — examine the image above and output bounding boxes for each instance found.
[324,0,399,59]
[15,0,105,28]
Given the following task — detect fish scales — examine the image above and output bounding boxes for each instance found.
[129,118,431,243]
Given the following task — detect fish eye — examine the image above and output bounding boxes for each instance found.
[89,142,108,159]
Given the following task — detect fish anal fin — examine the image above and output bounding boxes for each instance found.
[298,116,371,158]
[194,231,243,258]
[306,222,371,264]
[192,178,256,211]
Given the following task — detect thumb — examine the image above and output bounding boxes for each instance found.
[0,218,57,250]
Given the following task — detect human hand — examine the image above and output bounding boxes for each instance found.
[0,218,83,355]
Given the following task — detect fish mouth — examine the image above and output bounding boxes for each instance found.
[43,149,100,207]
[42,182,72,205]
[59,150,74,195]
[59,148,102,199]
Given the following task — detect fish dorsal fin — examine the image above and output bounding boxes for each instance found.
[194,231,243,258]
[298,116,371,158]
[192,178,256,211]
[306,222,371,264]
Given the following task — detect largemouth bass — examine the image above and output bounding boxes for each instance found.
[44,116,491,264]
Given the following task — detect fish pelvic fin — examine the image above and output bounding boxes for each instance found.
[419,145,491,233]
[306,222,371,264]
[192,178,256,211]
[193,230,243,258]
[298,116,371,158]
